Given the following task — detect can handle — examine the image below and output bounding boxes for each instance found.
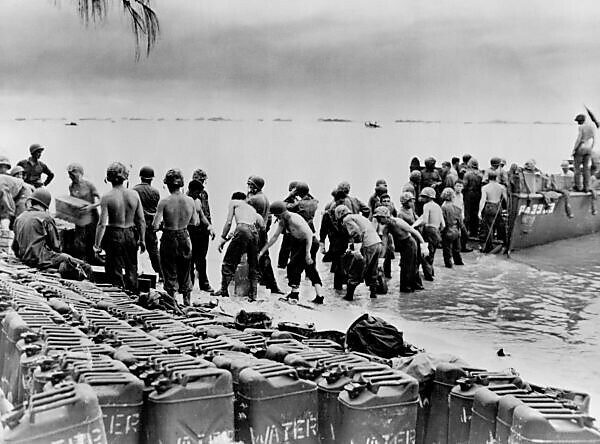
[258,368,299,380]
[177,369,227,386]
[538,413,595,428]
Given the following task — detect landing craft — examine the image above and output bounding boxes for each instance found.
[364,121,381,128]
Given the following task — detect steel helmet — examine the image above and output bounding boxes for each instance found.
[269,201,287,216]
[106,162,129,181]
[424,157,436,168]
[247,175,265,191]
[192,169,207,181]
[337,181,351,194]
[373,206,391,218]
[409,170,422,181]
[0,156,11,168]
[29,188,51,209]
[164,169,184,187]
[420,187,436,199]
[9,166,24,177]
[490,157,502,167]
[294,181,310,196]
[400,191,415,203]
[29,144,44,155]
[334,204,351,220]
[440,187,455,201]
[67,163,84,174]
[467,158,479,169]
[575,114,586,123]
[139,166,155,179]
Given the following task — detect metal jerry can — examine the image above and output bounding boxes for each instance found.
[317,362,389,444]
[238,363,319,444]
[145,368,234,444]
[509,406,600,444]
[2,382,107,444]
[447,373,526,444]
[468,385,531,444]
[337,369,420,444]
[496,394,578,444]
[79,372,144,444]
[264,340,307,362]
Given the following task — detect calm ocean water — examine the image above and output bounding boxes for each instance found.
[1,118,598,415]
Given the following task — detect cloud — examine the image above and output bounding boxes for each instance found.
[2,0,600,119]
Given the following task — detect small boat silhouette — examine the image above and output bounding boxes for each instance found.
[364,121,381,128]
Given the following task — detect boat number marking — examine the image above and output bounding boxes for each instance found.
[517,202,556,216]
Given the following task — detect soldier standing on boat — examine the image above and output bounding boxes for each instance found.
[478,170,507,253]
[573,113,596,192]
[94,162,146,294]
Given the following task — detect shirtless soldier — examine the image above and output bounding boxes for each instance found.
[213,192,263,300]
[153,169,198,306]
[94,162,146,294]
[259,201,324,304]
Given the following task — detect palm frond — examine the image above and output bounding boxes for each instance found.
[76,0,159,60]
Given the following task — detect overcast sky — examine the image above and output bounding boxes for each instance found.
[1,0,600,121]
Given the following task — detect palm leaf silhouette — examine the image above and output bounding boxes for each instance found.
[77,0,159,60]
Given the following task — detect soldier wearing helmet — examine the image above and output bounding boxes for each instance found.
[286,181,319,231]
[462,158,483,239]
[277,181,300,269]
[17,144,54,188]
[373,206,426,293]
[94,162,146,294]
[67,163,100,263]
[133,166,162,280]
[483,156,509,187]
[280,181,319,270]
[398,191,418,225]
[152,169,198,306]
[334,181,370,217]
[319,188,351,290]
[214,192,264,300]
[259,200,324,304]
[367,179,389,220]
[440,187,465,268]
[334,204,383,301]
[0,173,32,224]
[247,175,283,294]
[402,170,423,215]
[0,156,11,175]
[421,157,442,192]
[413,187,445,281]
[12,188,91,278]
[188,169,215,292]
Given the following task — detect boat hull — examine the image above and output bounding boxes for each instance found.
[508,192,600,250]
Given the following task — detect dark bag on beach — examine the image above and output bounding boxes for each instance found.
[346,313,406,359]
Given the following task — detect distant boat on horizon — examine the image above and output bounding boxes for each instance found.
[364,121,381,128]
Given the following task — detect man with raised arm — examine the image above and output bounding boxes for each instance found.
[94,162,146,294]
[259,201,324,304]
[213,191,263,301]
[152,169,198,306]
